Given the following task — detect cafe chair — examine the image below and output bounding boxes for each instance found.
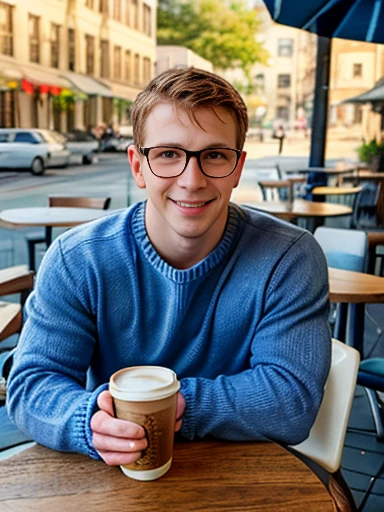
[311,186,363,229]
[286,339,360,512]
[357,359,384,441]
[367,231,384,276]
[314,226,368,344]
[0,265,34,401]
[258,177,305,202]
[26,196,112,272]
[0,266,35,458]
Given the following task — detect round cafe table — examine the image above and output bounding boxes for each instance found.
[0,440,333,511]
[0,207,111,246]
[242,200,352,231]
[328,267,384,356]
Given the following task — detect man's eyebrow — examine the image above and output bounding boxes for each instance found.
[148,142,232,149]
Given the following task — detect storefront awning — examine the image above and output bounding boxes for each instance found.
[64,72,113,97]
[21,66,72,89]
[99,79,138,101]
[343,82,384,104]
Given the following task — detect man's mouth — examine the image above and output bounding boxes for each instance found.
[174,200,213,208]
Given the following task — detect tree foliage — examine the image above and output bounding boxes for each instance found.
[157,0,268,76]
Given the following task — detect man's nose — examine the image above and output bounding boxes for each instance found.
[177,155,207,189]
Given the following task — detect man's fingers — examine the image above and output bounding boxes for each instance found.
[97,449,143,466]
[92,432,148,453]
[91,409,146,439]
[97,390,115,416]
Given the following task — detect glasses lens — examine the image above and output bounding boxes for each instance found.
[148,147,186,177]
[200,149,238,177]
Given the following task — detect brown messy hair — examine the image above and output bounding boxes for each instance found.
[131,67,249,150]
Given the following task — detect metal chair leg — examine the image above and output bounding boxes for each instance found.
[364,387,384,441]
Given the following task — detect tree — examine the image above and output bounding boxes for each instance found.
[157,0,268,78]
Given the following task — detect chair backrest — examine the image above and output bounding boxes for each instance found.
[0,265,34,342]
[312,186,362,228]
[289,339,360,473]
[49,197,111,210]
[314,226,368,272]
[258,180,291,201]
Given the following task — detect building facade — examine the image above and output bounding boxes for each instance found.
[0,0,157,131]
[329,39,384,140]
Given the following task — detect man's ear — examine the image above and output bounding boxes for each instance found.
[128,144,146,189]
[233,151,246,189]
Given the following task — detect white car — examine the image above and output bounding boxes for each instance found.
[0,128,71,175]
[63,130,100,164]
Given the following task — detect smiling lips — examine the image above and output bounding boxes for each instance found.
[175,201,210,208]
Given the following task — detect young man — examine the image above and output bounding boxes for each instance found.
[7,68,331,466]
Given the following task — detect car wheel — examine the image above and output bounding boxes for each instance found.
[82,154,93,165]
[30,157,45,176]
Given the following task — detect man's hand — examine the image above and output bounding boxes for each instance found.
[91,390,186,466]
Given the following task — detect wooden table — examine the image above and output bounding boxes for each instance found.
[0,207,110,248]
[0,440,333,511]
[243,200,352,232]
[328,267,384,355]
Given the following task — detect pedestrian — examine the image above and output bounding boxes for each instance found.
[6,68,331,466]
[273,123,286,154]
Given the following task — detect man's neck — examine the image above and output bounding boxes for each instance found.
[144,204,228,270]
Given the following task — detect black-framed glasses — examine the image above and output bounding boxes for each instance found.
[139,146,242,178]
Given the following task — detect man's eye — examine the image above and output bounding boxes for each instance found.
[206,151,225,160]
[161,151,177,158]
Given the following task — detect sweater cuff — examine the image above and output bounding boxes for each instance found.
[179,378,197,440]
[83,383,109,460]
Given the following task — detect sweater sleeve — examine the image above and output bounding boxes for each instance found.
[6,238,105,459]
[179,232,332,445]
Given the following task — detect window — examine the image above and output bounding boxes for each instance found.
[143,4,151,36]
[68,28,75,71]
[143,57,151,83]
[85,35,95,75]
[278,38,293,57]
[276,106,289,121]
[0,2,13,56]
[353,63,363,78]
[14,132,37,144]
[125,0,130,25]
[100,40,109,78]
[28,14,40,63]
[132,0,139,29]
[124,50,131,81]
[113,45,122,80]
[134,53,140,84]
[0,131,9,142]
[113,0,122,20]
[50,23,60,69]
[254,73,265,93]
[277,74,291,88]
[100,0,109,14]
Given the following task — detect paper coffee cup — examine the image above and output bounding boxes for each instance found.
[109,366,180,481]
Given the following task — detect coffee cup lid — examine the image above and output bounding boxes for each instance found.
[109,366,180,401]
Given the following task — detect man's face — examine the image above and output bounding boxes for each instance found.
[128,103,246,259]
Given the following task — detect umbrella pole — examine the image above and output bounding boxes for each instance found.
[307,37,332,202]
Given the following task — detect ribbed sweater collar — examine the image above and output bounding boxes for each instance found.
[131,201,243,283]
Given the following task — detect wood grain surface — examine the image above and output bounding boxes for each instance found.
[329,267,384,303]
[0,440,333,511]
[244,200,352,221]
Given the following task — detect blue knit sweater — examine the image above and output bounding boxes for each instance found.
[7,202,331,459]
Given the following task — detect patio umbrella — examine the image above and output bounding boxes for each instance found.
[262,0,384,173]
[263,0,384,44]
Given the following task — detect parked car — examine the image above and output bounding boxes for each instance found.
[100,134,134,152]
[63,130,100,164]
[0,128,71,175]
